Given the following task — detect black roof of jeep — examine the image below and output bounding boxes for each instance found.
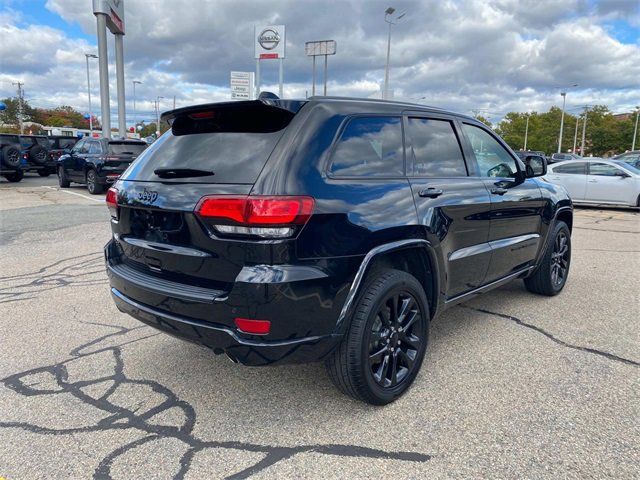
[161,95,477,126]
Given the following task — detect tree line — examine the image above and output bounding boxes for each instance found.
[0,97,101,132]
[483,105,637,157]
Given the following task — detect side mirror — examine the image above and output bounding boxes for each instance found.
[63,147,72,154]
[614,170,629,178]
[525,156,547,178]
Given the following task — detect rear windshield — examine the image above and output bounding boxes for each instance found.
[50,138,78,149]
[120,130,284,184]
[108,143,147,155]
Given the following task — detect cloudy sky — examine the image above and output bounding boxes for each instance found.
[1,0,639,127]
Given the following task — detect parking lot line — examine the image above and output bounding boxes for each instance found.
[43,186,104,203]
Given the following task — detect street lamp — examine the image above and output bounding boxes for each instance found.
[523,113,530,151]
[155,96,164,137]
[383,7,406,100]
[85,53,98,134]
[557,83,578,153]
[632,106,639,151]
[132,80,142,130]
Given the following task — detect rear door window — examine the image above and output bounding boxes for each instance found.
[329,116,404,177]
[553,162,587,175]
[406,117,467,177]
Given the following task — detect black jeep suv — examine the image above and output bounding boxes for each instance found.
[57,137,147,194]
[19,135,52,175]
[105,96,572,405]
[0,133,24,182]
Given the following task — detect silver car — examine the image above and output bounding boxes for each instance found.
[545,159,640,208]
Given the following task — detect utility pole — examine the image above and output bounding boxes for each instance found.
[12,81,24,134]
[523,114,529,150]
[633,107,639,151]
[580,106,588,157]
[573,116,580,153]
[85,54,98,134]
[173,95,176,110]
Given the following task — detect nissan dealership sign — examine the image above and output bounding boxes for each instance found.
[255,25,286,59]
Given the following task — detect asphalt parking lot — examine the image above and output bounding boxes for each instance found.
[1,175,638,479]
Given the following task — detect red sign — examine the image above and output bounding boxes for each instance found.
[260,53,279,59]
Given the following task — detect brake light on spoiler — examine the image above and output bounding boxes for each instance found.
[195,195,314,239]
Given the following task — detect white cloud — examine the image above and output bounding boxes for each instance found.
[0,0,637,128]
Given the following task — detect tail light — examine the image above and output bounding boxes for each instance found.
[106,187,119,220]
[195,195,314,239]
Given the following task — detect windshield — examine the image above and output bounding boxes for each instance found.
[613,160,640,175]
[108,143,147,155]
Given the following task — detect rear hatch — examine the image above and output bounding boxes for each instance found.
[104,141,147,173]
[108,99,305,291]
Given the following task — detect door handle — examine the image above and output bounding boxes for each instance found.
[491,187,508,195]
[418,188,444,198]
[588,179,597,183]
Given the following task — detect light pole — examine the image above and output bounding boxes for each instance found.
[155,96,164,137]
[632,106,639,151]
[383,7,406,100]
[580,106,588,157]
[557,83,578,153]
[132,80,142,130]
[523,113,530,150]
[85,54,98,134]
[573,116,580,154]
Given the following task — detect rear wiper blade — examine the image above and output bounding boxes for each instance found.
[154,168,215,179]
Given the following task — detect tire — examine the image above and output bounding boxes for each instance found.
[325,269,430,405]
[58,166,70,188]
[4,170,24,182]
[29,145,48,165]
[86,169,104,194]
[38,170,51,177]
[524,221,571,296]
[1,146,21,168]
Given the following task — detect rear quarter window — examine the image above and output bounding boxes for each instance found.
[329,116,404,177]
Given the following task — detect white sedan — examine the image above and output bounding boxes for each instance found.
[544,158,640,208]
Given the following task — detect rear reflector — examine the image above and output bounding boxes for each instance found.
[234,317,271,335]
[105,187,119,219]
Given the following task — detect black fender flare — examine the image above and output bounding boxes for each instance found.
[334,239,440,334]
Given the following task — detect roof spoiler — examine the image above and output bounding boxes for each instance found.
[160,93,306,126]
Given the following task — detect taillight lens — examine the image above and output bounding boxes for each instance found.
[106,187,119,220]
[195,195,314,239]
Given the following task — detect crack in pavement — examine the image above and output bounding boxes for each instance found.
[574,227,639,234]
[0,253,106,304]
[0,322,432,479]
[460,305,639,367]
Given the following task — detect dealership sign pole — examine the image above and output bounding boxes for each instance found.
[92,0,126,139]
[305,40,336,96]
[254,25,286,98]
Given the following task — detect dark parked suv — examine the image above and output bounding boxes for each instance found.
[19,135,52,175]
[105,96,573,404]
[57,137,147,194]
[0,133,24,182]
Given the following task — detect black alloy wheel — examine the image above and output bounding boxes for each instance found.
[86,169,103,194]
[368,292,424,388]
[550,230,569,287]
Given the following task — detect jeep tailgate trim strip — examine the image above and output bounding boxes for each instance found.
[108,262,226,303]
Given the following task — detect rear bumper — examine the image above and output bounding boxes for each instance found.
[105,239,354,365]
[111,287,340,366]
